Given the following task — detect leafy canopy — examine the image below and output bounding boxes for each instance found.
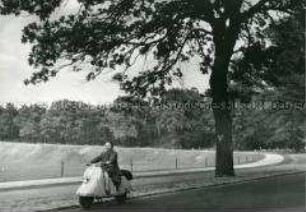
[0,0,304,97]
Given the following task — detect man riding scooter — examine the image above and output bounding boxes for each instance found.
[78,141,132,208]
[87,141,121,191]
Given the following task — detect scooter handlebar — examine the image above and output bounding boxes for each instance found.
[83,162,109,167]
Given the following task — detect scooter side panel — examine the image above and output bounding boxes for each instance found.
[76,166,116,197]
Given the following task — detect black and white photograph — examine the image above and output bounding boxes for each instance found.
[0,0,305,211]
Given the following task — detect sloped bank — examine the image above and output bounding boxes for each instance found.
[0,142,263,182]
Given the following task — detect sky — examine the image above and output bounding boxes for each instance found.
[0,12,209,106]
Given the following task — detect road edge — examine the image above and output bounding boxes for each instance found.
[0,152,284,192]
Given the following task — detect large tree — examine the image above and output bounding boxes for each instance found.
[0,0,304,176]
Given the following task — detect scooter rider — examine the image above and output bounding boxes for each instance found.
[87,141,121,191]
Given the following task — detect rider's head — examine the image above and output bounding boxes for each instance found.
[104,141,114,151]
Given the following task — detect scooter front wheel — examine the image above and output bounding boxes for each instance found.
[79,196,94,209]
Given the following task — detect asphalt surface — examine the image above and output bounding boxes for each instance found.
[56,172,305,212]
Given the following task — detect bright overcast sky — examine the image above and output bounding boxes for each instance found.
[0,14,209,106]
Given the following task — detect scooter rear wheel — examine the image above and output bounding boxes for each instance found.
[79,196,94,209]
[115,192,127,204]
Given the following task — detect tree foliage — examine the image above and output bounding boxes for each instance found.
[233,10,305,152]
[0,0,302,92]
[0,103,19,140]
[0,89,215,148]
[0,85,304,152]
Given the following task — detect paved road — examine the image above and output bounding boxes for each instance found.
[58,172,305,212]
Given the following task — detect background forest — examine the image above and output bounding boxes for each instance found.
[0,86,304,152]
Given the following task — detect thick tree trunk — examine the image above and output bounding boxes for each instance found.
[210,22,237,176]
[213,104,234,176]
[210,55,235,177]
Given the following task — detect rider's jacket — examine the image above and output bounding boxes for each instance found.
[91,150,119,171]
[90,149,121,188]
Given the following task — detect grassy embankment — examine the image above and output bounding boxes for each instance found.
[0,142,264,182]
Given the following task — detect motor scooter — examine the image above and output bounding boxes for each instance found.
[76,163,133,209]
